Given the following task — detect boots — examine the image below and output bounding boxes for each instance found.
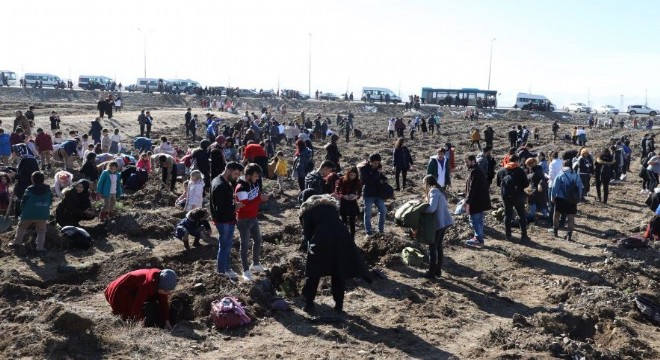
[424,264,437,279]
[565,231,573,242]
[553,227,559,238]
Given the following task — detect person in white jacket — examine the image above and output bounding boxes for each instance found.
[184,170,204,211]
[53,170,74,197]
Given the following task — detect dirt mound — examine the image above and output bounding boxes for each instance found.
[110,210,179,238]
[358,232,421,266]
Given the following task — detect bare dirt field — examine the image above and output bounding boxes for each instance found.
[0,88,659,360]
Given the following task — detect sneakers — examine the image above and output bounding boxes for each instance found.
[465,238,484,248]
[249,264,266,273]
[225,270,238,280]
[242,270,253,281]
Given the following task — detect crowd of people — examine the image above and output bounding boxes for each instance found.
[3,100,657,330]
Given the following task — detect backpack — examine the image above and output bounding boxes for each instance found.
[394,200,429,228]
[500,170,518,199]
[563,172,580,205]
[61,226,93,250]
[210,297,251,329]
[401,247,424,267]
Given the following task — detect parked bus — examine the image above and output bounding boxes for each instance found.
[421,87,497,108]
[514,93,555,111]
[361,87,402,104]
[0,70,17,86]
[24,73,64,88]
[78,75,114,90]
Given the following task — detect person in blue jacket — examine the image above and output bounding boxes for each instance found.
[174,208,211,251]
[56,138,79,171]
[134,137,153,154]
[90,117,103,144]
[0,128,11,164]
[8,171,52,257]
[97,161,123,220]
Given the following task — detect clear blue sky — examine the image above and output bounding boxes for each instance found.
[2,0,659,108]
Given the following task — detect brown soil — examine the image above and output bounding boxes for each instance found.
[0,87,659,359]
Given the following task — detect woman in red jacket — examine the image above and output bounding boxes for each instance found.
[104,268,178,329]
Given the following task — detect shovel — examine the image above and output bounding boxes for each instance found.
[0,195,14,233]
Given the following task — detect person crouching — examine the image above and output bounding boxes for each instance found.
[104,268,178,330]
[175,208,211,251]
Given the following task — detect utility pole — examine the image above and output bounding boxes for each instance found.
[487,38,496,90]
[587,87,590,107]
[308,33,312,98]
[645,88,648,106]
[620,94,623,111]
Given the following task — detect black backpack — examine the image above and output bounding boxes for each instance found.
[563,172,580,205]
[500,170,518,199]
[61,226,93,250]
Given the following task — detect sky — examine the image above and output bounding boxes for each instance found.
[2,0,660,108]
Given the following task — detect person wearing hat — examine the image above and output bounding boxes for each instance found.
[104,268,178,329]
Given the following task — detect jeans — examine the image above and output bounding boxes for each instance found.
[363,197,386,234]
[469,212,485,242]
[216,223,235,273]
[428,227,447,270]
[236,218,262,271]
[527,203,548,220]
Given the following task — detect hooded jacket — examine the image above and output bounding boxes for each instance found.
[426,155,451,187]
[20,183,52,220]
[299,195,369,280]
[496,162,529,201]
[55,180,92,226]
[104,268,170,322]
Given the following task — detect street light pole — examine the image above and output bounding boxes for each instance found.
[487,38,496,90]
[137,28,148,78]
[308,33,312,98]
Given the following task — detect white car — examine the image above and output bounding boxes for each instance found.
[563,102,591,113]
[593,105,619,115]
[628,105,659,116]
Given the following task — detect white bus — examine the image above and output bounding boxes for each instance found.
[0,70,17,86]
[514,93,555,111]
[24,73,63,88]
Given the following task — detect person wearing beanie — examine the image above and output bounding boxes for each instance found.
[104,268,178,330]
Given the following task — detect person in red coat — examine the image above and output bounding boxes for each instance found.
[34,128,54,170]
[104,268,178,329]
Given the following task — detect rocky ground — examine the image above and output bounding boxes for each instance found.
[0,88,659,359]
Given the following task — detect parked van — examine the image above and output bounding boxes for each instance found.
[135,78,160,92]
[0,70,17,86]
[78,75,114,90]
[361,87,402,104]
[514,93,555,111]
[24,73,63,88]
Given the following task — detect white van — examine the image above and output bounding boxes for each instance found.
[78,75,114,90]
[0,70,17,86]
[361,87,402,104]
[166,79,201,94]
[24,73,63,88]
[136,78,160,92]
[514,93,555,111]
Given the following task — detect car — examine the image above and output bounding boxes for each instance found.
[562,102,591,113]
[258,90,276,99]
[236,89,256,98]
[593,105,619,115]
[125,84,138,92]
[628,105,659,116]
[319,92,339,101]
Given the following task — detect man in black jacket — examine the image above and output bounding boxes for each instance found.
[360,153,387,235]
[496,154,530,242]
[305,160,335,195]
[508,126,518,149]
[483,125,495,149]
[193,140,212,190]
[138,110,147,137]
[210,162,244,279]
[185,108,192,137]
[464,154,492,247]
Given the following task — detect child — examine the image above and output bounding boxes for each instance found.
[408,119,416,140]
[175,180,189,209]
[8,171,52,257]
[94,143,102,154]
[0,172,11,213]
[90,117,102,145]
[184,170,204,211]
[84,144,95,158]
[0,129,11,164]
[136,152,152,172]
[174,207,211,250]
[533,127,540,142]
[159,137,176,158]
[34,128,54,171]
[80,152,99,200]
[52,131,64,151]
[101,129,111,153]
[79,134,90,158]
[97,161,122,220]
[109,129,122,154]
[275,151,288,193]
[53,170,74,197]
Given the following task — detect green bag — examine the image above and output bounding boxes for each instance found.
[401,247,424,267]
